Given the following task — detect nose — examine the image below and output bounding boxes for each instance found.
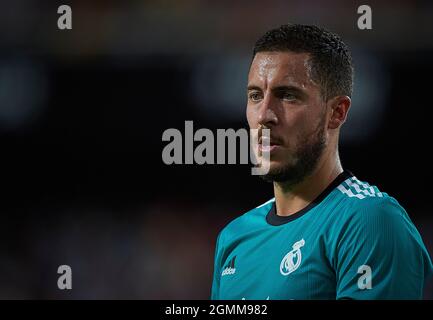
[257,92,278,128]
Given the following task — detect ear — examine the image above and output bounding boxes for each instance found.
[327,95,351,130]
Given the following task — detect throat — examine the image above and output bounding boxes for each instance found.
[273,166,342,217]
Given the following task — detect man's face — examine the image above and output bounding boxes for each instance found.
[247,51,328,185]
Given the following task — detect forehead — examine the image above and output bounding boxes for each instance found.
[248,51,316,88]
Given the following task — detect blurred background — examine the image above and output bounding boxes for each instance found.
[0,0,432,299]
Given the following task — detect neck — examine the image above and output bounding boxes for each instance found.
[273,149,343,217]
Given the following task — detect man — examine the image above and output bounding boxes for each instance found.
[211,24,433,299]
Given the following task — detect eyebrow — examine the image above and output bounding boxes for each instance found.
[247,85,262,91]
[247,85,303,91]
[272,85,304,93]
[247,85,305,94]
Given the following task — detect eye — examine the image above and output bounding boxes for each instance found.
[248,92,262,102]
[282,92,297,101]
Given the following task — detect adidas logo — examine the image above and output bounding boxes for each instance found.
[221,256,236,276]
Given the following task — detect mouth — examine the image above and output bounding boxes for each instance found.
[258,136,283,153]
[258,144,282,153]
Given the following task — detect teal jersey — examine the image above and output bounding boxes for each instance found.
[211,170,433,300]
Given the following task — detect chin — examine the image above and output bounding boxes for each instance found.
[264,162,289,176]
[259,159,301,182]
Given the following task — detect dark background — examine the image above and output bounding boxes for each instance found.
[0,0,432,299]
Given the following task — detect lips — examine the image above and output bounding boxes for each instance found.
[259,144,279,153]
[258,136,283,147]
[258,135,283,153]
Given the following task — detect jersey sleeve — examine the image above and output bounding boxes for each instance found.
[334,198,433,299]
[210,231,224,300]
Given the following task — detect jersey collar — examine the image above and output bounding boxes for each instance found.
[266,169,354,226]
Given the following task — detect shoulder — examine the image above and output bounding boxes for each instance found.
[322,173,422,247]
[217,198,275,245]
[331,174,433,291]
[331,174,418,241]
[335,174,406,219]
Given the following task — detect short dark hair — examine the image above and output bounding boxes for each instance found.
[253,24,354,100]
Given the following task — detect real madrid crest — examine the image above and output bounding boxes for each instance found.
[280,239,305,276]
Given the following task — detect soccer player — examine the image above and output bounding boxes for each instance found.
[211,24,433,299]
